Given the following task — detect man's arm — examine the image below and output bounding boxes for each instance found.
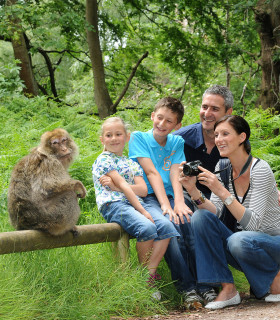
[138,157,179,224]
[170,163,193,223]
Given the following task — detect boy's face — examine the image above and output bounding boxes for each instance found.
[151,107,181,138]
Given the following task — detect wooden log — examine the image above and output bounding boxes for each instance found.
[0,223,130,261]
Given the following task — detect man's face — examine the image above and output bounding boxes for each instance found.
[199,94,232,132]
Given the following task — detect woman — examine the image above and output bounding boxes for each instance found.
[179,115,280,309]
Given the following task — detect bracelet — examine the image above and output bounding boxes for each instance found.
[191,192,206,205]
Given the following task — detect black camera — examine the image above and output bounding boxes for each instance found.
[183,160,202,177]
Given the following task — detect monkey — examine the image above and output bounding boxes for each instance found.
[7,128,86,237]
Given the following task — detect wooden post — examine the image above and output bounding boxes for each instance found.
[112,231,130,263]
[0,223,129,259]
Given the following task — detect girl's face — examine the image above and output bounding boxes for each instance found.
[100,122,129,156]
[214,121,246,157]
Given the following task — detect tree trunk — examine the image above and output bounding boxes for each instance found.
[6,0,38,96]
[86,0,113,119]
[255,0,280,111]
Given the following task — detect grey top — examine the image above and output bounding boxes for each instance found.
[211,158,280,236]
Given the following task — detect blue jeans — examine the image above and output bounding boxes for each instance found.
[191,209,280,298]
[100,200,179,242]
[143,194,209,293]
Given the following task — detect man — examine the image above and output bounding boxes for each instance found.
[174,85,233,199]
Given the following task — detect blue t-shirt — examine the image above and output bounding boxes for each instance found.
[174,122,222,198]
[129,129,185,197]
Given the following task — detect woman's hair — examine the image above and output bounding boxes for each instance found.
[214,115,251,154]
[101,117,130,135]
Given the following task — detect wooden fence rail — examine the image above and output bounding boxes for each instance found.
[0,223,130,262]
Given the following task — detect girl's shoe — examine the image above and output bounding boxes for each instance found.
[147,273,162,301]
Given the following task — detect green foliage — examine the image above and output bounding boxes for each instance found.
[1,86,280,318]
[0,60,24,96]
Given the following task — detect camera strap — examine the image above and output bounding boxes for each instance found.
[214,154,253,182]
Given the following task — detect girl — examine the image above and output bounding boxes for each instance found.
[92,117,179,300]
[179,115,280,309]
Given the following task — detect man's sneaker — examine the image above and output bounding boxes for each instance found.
[147,273,162,301]
[200,288,218,302]
[182,289,203,309]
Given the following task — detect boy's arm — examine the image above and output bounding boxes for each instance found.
[138,157,179,224]
[170,163,193,224]
[106,170,154,223]
[130,176,148,197]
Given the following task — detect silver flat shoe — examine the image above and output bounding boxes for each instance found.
[205,292,241,309]
[265,294,280,302]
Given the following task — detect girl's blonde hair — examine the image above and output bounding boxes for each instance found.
[101,117,130,135]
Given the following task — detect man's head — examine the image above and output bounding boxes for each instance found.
[200,85,233,133]
[151,97,184,139]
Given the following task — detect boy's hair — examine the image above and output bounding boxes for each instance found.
[154,97,184,123]
[101,117,130,135]
[202,85,234,112]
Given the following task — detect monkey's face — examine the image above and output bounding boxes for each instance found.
[50,136,73,167]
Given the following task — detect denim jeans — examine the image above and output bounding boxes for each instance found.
[100,200,179,242]
[143,194,210,293]
[191,209,280,298]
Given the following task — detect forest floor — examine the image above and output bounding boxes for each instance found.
[111,293,280,320]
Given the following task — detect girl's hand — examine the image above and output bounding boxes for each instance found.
[142,210,155,223]
[99,175,121,191]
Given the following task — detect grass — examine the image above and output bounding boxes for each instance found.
[0,93,278,319]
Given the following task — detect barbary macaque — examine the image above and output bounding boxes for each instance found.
[8,128,86,236]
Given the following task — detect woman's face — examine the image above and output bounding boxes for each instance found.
[214,121,246,157]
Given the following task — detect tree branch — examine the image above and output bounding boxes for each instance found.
[37,47,58,97]
[111,51,149,112]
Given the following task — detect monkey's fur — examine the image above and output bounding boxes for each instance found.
[8,128,86,236]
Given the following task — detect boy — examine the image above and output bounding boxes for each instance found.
[129,97,214,307]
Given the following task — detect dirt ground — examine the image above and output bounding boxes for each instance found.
[111,294,280,320]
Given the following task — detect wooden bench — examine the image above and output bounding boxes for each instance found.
[0,223,130,262]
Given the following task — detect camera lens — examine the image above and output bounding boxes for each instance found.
[183,164,193,176]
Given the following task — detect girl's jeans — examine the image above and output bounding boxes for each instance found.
[100,199,179,242]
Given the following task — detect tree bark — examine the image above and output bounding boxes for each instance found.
[86,0,113,118]
[255,0,280,111]
[6,0,38,96]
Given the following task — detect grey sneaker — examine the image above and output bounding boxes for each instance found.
[200,288,218,302]
[183,289,203,309]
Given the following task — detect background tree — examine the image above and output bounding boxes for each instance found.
[255,0,280,112]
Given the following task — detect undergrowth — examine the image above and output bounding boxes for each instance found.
[0,93,279,319]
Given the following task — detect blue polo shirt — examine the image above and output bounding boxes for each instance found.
[174,123,222,198]
[129,129,185,197]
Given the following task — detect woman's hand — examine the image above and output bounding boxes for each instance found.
[196,166,221,195]
[178,161,197,193]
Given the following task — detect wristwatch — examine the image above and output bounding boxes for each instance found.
[223,195,235,206]
[191,192,206,205]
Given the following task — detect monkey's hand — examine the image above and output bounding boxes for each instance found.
[74,181,87,198]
